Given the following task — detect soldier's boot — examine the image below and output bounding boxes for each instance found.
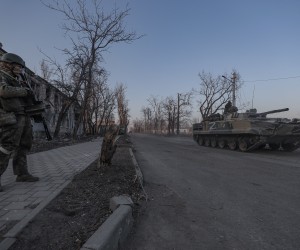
[16,174,39,182]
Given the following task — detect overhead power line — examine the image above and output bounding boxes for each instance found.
[244,75,300,82]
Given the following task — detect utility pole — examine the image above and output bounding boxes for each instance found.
[176,92,190,135]
[222,72,237,106]
[231,72,237,107]
[177,93,180,135]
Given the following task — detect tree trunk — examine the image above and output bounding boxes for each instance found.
[53,101,73,138]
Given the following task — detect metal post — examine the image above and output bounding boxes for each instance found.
[222,73,237,106]
[231,72,237,107]
[177,93,180,135]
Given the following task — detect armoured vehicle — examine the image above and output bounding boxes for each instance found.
[193,107,300,152]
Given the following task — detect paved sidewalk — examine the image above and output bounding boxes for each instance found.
[0,137,102,248]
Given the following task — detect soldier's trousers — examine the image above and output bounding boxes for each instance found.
[0,115,32,176]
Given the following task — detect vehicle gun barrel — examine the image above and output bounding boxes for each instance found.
[250,108,289,117]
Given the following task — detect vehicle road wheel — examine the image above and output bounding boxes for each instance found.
[228,140,237,150]
[198,136,204,146]
[269,143,280,151]
[217,139,225,149]
[257,144,266,150]
[282,143,298,152]
[204,138,210,147]
[238,138,248,152]
[211,137,217,148]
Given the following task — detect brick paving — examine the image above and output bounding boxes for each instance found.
[0,137,102,248]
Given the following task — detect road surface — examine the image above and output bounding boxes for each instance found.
[125,133,300,250]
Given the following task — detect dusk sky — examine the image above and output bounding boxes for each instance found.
[1,0,300,121]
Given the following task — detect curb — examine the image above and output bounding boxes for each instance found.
[129,148,144,186]
[2,144,143,250]
[80,147,145,250]
[129,147,147,201]
[80,196,133,250]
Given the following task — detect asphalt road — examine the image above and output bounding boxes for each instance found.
[124,133,300,250]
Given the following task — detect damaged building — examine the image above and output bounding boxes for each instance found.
[30,75,82,138]
[0,44,81,139]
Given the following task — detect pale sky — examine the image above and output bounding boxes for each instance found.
[1,0,300,120]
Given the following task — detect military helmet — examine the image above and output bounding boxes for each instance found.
[0,53,25,67]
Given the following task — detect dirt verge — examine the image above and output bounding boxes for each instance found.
[10,136,143,250]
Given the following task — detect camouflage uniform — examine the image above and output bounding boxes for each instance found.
[0,53,39,191]
[224,101,238,114]
[224,101,232,114]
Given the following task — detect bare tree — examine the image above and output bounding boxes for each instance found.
[101,88,116,129]
[176,92,193,134]
[162,96,177,135]
[42,0,142,139]
[132,118,144,133]
[139,93,192,135]
[40,54,88,138]
[194,70,242,121]
[86,68,109,134]
[90,77,116,135]
[147,96,164,134]
[115,83,129,132]
[141,106,152,133]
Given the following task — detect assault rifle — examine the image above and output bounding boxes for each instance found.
[20,72,52,141]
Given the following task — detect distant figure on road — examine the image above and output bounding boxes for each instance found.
[0,53,39,191]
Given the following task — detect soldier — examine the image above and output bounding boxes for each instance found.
[0,53,39,191]
[224,100,238,114]
[224,101,232,114]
